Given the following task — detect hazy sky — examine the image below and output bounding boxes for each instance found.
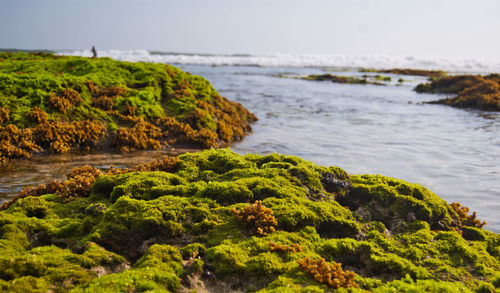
[1,0,499,60]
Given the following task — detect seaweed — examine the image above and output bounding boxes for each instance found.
[48,88,82,113]
[0,149,498,292]
[26,106,49,124]
[450,202,487,229]
[297,257,357,289]
[115,119,162,152]
[0,53,256,161]
[33,120,106,153]
[0,124,40,161]
[0,107,9,124]
[301,74,385,85]
[415,75,484,94]
[58,165,103,202]
[133,155,180,173]
[269,241,303,253]
[232,201,278,236]
[361,68,446,78]
[417,74,500,111]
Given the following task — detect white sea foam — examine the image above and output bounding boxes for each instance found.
[59,49,500,73]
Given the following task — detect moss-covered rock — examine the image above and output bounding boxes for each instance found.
[0,52,257,162]
[415,74,500,111]
[359,68,447,78]
[0,149,498,292]
[299,74,386,86]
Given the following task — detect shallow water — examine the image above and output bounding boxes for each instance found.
[1,64,499,232]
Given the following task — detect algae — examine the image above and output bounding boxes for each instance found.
[415,74,500,111]
[300,74,385,86]
[0,148,498,292]
[359,68,447,78]
[0,52,257,162]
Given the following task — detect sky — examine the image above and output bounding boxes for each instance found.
[1,0,499,60]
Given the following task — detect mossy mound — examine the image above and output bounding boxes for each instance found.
[0,52,257,162]
[300,74,385,86]
[0,149,498,292]
[360,68,446,78]
[415,74,500,111]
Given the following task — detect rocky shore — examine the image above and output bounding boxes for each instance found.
[0,54,498,291]
[0,149,498,292]
[0,52,256,162]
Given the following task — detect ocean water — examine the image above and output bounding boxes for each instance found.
[2,50,499,232]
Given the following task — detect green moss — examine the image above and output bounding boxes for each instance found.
[264,197,352,232]
[73,267,179,292]
[374,75,392,82]
[371,275,471,292]
[180,243,206,259]
[0,53,257,161]
[107,171,187,201]
[345,175,452,230]
[0,149,498,292]
[300,73,385,86]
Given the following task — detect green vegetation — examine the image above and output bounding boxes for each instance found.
[0,148,498,292]
[300,74,385,86]
[321,68,353,72]
[360,68,447,78]
[415,74,500,111]
[0,52,257,162]
[374,75,392,82]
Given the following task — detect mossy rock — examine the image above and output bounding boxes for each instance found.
[0,149,498,291]
[415,74,500,111]
[300,73,385,86]
[0,52,257,162]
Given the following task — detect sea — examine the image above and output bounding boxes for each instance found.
[1,49,499,232]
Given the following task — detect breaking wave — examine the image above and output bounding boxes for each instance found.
[59,49,500,73]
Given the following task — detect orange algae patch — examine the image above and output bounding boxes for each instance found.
[27,106,49,124]
[269,241,303,253]
[0,124,40,161]
[297,257,357,289]
[48,88,82,113]
[87,81,127,98]
[231,201,278,236]
[0,107,10,124]
[33,120,106,153]
[92,95,115,111]
[58,165,103,202]
[450,202,487,229]
[115,119,162,152]
[156,117,218,148]
[133,155,180,172]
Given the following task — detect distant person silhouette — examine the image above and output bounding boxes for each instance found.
[91,46,97,58]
